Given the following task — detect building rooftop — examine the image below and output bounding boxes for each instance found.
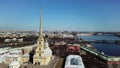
[65,55,85,68]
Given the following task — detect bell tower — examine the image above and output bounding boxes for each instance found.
[33,8,45,65]
[33,8,52,65]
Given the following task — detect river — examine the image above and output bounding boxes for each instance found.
[78,35,120,57]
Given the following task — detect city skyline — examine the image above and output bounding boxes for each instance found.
[0,0,120,32]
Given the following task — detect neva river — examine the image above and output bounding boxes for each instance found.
[79,35,120,57]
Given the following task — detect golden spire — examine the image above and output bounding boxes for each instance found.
[40,8,42,36]
[38,8,44,42]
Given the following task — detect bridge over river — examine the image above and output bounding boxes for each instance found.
[81,40,120,44]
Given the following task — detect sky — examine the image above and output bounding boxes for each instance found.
[0,0,120,32]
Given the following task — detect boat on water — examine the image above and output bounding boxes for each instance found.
[65,55,85,68]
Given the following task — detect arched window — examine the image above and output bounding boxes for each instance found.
[39,54,41,56]
[39,48,41,50]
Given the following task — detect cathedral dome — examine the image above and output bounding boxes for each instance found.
[44,47,52,57]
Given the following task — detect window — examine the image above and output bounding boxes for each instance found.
[39,48,41,50]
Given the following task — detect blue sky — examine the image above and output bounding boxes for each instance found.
[0,0,120,31]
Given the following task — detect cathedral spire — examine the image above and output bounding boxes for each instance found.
[33,7,53,65]
[38,8,44,42]
[40,8,42,36]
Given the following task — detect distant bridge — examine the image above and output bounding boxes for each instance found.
[81,40,120,44]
